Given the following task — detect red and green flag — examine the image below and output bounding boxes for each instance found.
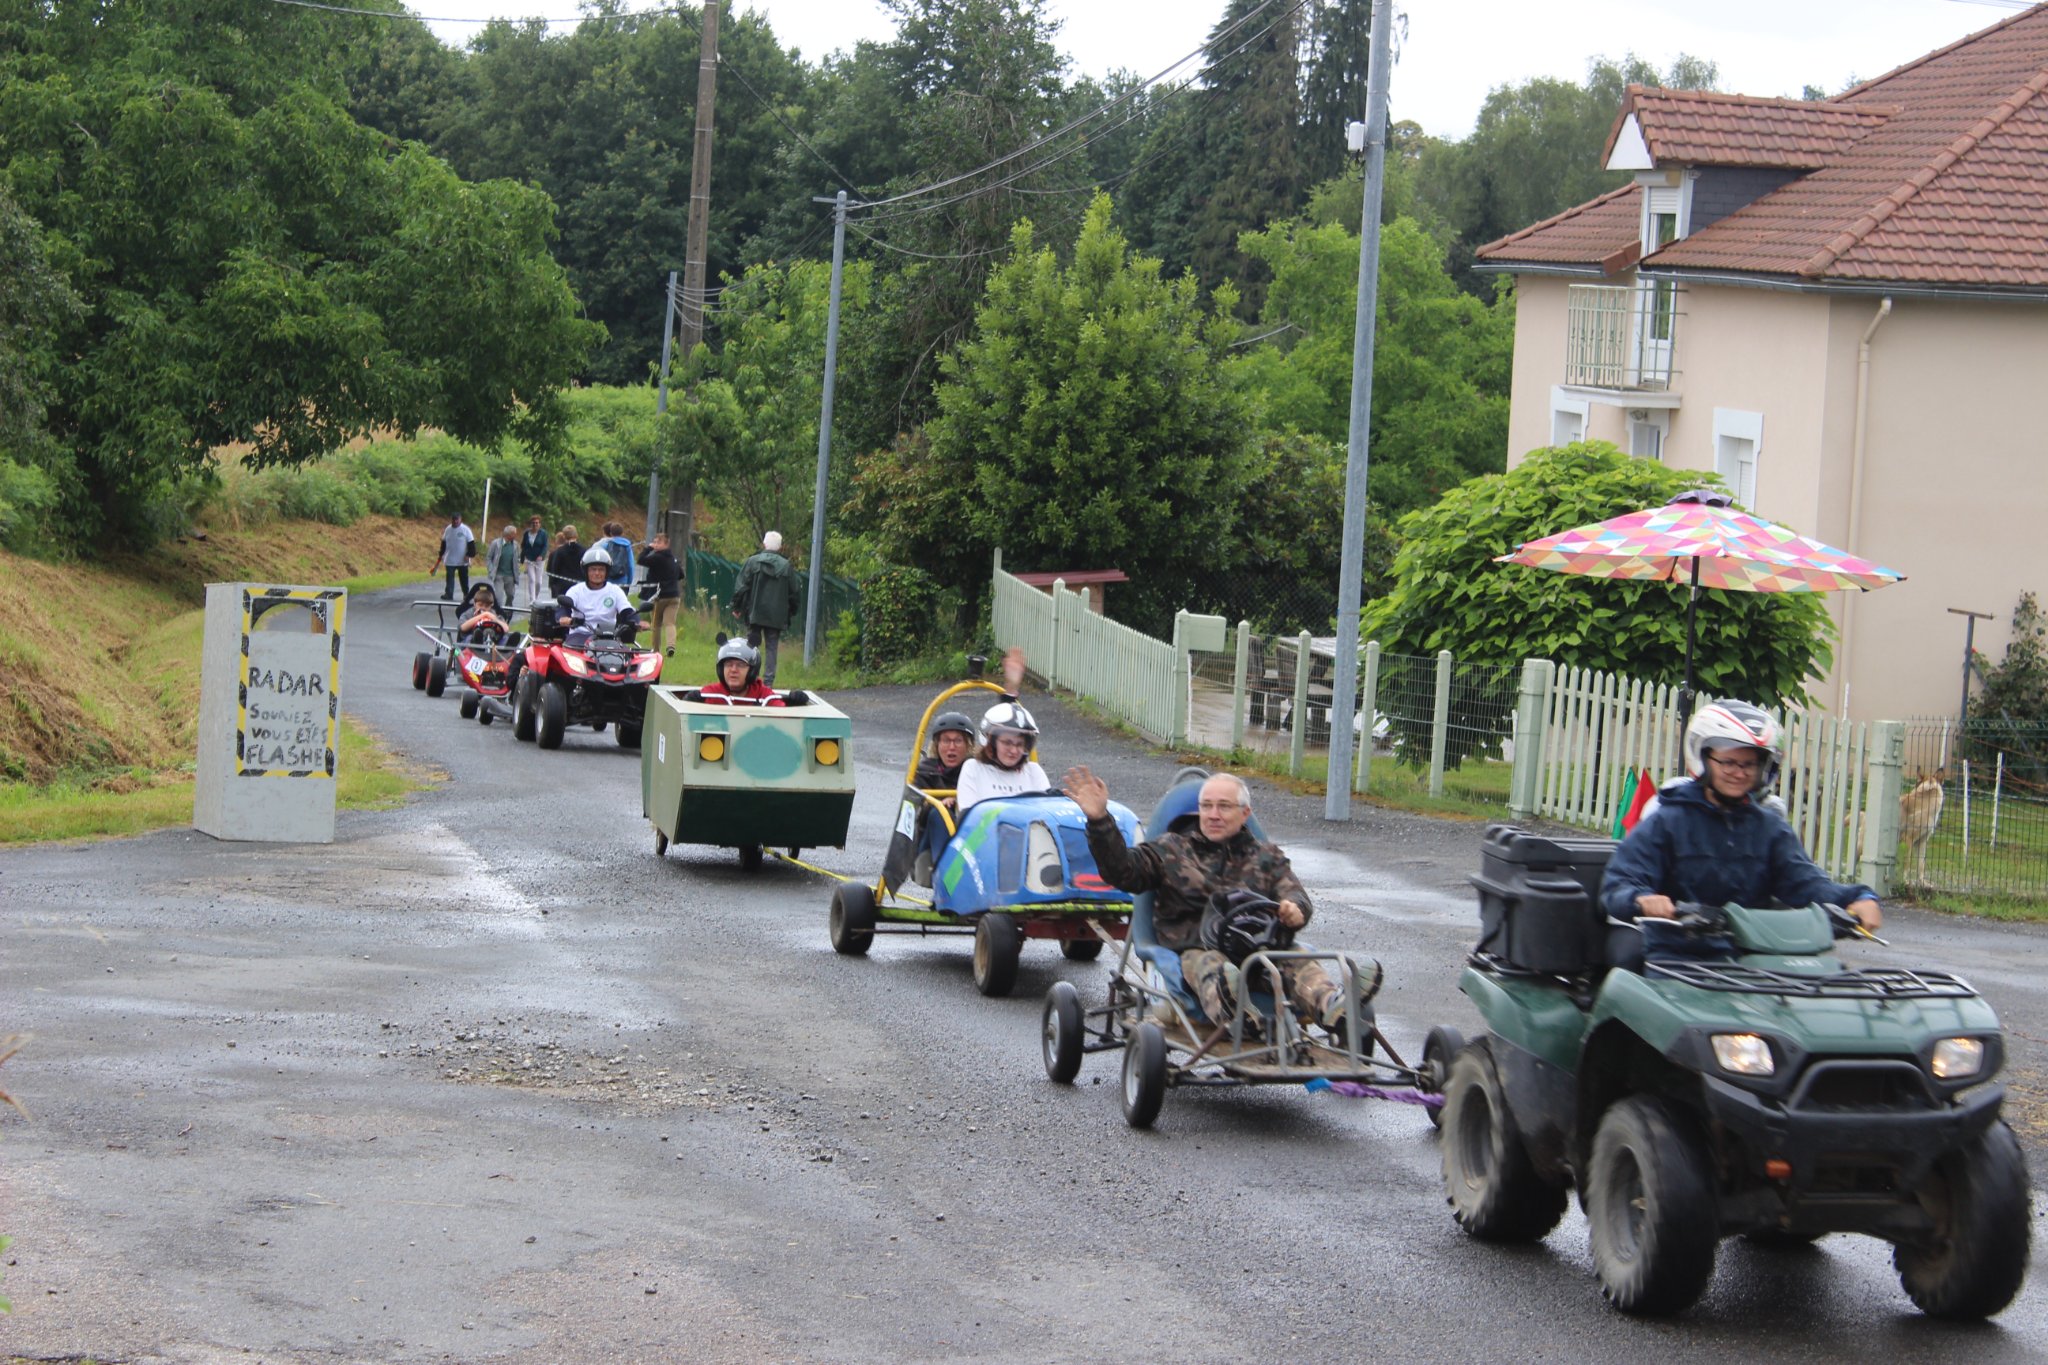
[1612,768,1658,837]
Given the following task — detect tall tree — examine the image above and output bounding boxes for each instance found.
[848,195,1253,631]
[0,183,80,545]
[1,0,601,535]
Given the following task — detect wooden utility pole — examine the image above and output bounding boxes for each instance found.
[669,0,720,552]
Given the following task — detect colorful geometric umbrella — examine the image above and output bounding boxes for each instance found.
[1498,489,1906,714]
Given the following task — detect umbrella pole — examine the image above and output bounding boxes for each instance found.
[1679,556,1700,733]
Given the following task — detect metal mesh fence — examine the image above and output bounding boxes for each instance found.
[1897,717,2048,900]
[682,548,861,643]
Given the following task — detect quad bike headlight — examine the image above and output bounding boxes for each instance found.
[634,655,661,679]
[1931,1036,1985,1080]
[561,653,590,676]
[1711,1033,1776,1077]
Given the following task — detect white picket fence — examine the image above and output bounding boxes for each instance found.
[991,556,1185,745]
[1515,660,1904,888]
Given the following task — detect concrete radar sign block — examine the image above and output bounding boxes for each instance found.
[193,584,348,843]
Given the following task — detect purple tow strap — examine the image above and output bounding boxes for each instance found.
[1305,1078,1444,1109]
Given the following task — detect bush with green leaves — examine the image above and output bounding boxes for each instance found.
[1363,441,1835,766]
[855,566,947,671]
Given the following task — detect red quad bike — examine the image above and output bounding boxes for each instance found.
[510,603,663,750]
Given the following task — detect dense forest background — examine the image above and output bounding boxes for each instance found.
[1,0,1730,635]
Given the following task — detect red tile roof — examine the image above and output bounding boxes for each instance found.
[1602,88,1897,170]
[1478,3,2048,291]
[1473,184,1643,271]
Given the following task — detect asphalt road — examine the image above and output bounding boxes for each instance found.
[2,584,2044,1363]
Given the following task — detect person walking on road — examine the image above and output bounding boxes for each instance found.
[731,530,800,685]
[545,525,584,599]
[486,524,520,608]
[518,516,550,604]
[432,512,475,601]
[639,532,683,655]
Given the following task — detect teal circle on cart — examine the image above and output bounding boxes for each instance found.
[733,724,803,780]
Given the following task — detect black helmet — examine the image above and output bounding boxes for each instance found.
[929,711,975,749]
[1200,890,1294,966]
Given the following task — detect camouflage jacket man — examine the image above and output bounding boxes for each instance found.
[1082,815,1312,952]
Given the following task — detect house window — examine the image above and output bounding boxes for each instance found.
[1713,407,1763,509]
[1550,387,1590,446]
[1629,413,1667,461]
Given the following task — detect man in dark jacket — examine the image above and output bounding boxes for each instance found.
[1601,699,1880,965]
[1068,765,1369,1038]
[730,530,801,685]
[638,532,683,655]
[518,516,550,604]
[544,524,584,599]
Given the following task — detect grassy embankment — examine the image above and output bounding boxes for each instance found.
[0,515,443,843]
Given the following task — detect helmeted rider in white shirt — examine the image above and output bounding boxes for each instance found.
[557,545,641,637]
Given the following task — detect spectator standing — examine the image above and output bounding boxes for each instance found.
[518,516,550,603]
[432,512,475,600]
[545,525,584,598]
[486,524,520,607]
[601,521,636,587]
[639,532,683,655]
[731,530,800,685]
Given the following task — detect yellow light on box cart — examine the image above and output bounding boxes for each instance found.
[698,734,726,762]
[815,738,842,766]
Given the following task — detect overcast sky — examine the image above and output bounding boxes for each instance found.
[406,0,2023,138]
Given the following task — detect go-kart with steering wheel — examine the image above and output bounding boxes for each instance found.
[510,601,664,750]
[824,665,1138,998]
[1037,767,1449,1129]
[1437,824,2029,1320]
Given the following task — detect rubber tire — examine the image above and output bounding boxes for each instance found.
[654,829,670,857]
[425,655,448,697]
[1122,1021,1168,1129]
[1893,1120,2031,1320]
[1042,981,1085,1083]
[829,883,876,956]
[1741,1228,1823,1249]
[477,706,494,728]
[458,690,480,720]
[1586,1094,1720,1315]
[973,914,1023,998]
[536,682,568,749]
[616,724,642,749]
[1060,937,1104,962]
[411,652,430,690]
[592,721,607,733]
[512,672,539,742]
[1422,1025,1464,1131]
[1440,1039,1569,1243]
[739,844,764,873]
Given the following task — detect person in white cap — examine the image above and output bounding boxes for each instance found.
[730,529,801,684]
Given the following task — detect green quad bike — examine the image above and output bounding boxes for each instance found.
[1438,825,2031,1320]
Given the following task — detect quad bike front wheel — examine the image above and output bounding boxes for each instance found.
[1893,1120,2031,1320]
[511,672,539,742]
[536,682,568,749]
[1586,1094,1719,1315]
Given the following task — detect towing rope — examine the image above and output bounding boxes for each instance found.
[1305,1077,1445,1109]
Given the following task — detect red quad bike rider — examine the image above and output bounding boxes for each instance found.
[511,545,663,750]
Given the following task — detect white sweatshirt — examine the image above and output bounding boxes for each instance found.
[955,758,1049,810]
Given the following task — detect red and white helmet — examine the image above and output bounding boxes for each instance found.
[979,701,1039,746]
[1683,699,1781,794]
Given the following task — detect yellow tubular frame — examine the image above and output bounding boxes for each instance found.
[878,677,1042,904]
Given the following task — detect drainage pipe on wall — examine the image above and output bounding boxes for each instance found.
[1840,295,1893,715]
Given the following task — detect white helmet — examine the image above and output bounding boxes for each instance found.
[1684,699,1781,795]
[980,701,1039,747]
[579,544,612,575]
[716,638,757,669]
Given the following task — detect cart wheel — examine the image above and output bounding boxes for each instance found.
[411,652,430,690]
[616,724,642,749]
[458,690,480,720]
[592,720,607,733]
[654,829,670,857]
[1042,981,1085,1084]
[1060,937,1104,962]
[1893,1120,2031,1320]
[739,844,764,873]
[477,705,495,727]
[511,672,539,742]
[829,883,876,956]
[1421,1025,1463,1130]
[425,656,449,697]
[536,682,568,749]
[1122,1021,1168,1128]
[972,914,1023,998]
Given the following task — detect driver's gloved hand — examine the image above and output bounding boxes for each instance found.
[781,689,809,706]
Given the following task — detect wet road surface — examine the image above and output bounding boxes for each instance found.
[1,585,2044,1362]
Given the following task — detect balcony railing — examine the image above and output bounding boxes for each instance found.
[1565,283,1680,392]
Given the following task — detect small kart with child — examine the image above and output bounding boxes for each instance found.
[509,601,664,750]
[638,644,855,873]
[1037,767,1451,1129]
[824,664,1140,998]
[1438,824,2029,1320]
[406,594,470,698]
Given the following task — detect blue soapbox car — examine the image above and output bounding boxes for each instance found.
[826,675,1140,997]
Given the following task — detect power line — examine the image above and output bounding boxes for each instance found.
[719,57,865,196]
[264,0,686,23]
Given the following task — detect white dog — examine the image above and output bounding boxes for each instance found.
[1899,772,1946,884]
